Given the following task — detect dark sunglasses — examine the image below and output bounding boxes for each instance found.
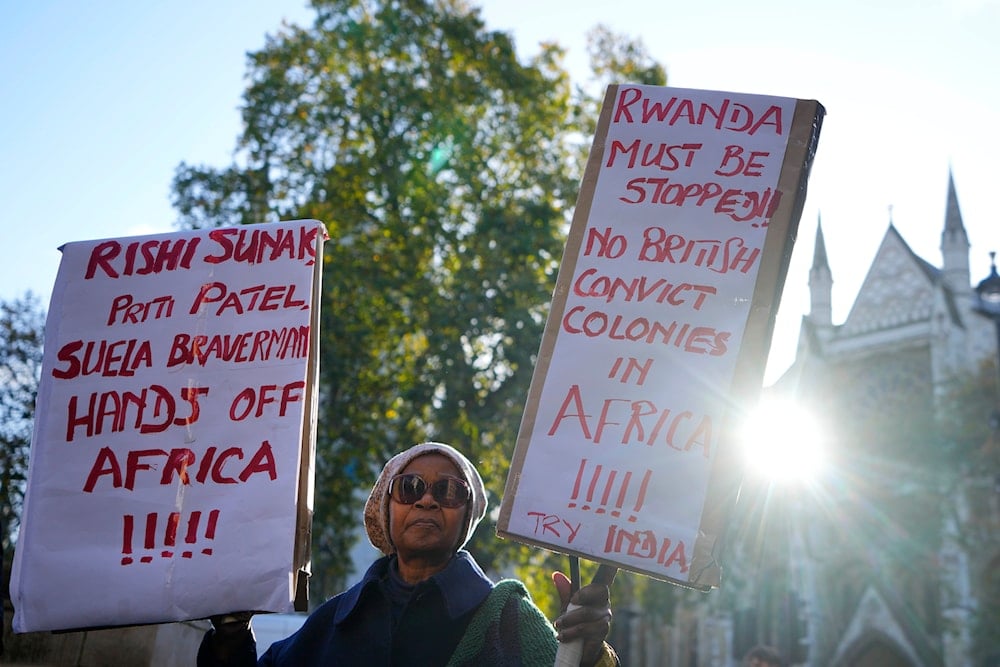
[388,473,471,508]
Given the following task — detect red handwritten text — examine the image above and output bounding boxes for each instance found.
[613,86,783,137]
[568,459,651,523]
[637,229,761,274]
[85,238,202,279]
[65,384,209,442]
[121,509,220,564]
[229,382,304,421]
[524,512,582,543]
[52,338,153,380]
[166,326,309,367]
[605,140,703,171]
[562,306,730,355]
[619,178,782,225]
[604,523,689,572]
[203,226,318,266]
[83,440,278,492]
[107,294,175,326]
[548,384,713,456]
[573,268,715,309]
[714,145,771,177]
[189,282,307,317]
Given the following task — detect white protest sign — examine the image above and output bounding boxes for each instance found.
[498,85,824,588]
[11,219,326,632]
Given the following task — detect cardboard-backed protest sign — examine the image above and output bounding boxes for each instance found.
[10,219,327,632]
[497,85,824,589]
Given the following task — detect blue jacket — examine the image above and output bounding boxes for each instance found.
[198,551,504,666]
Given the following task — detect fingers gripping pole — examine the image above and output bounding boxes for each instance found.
[554,601,586,667]
[553,562,617,666]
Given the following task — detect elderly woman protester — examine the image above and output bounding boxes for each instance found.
[198,442,618,666]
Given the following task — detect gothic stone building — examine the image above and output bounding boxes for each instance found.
[613,175,1000,667]
[764,173,1000,667]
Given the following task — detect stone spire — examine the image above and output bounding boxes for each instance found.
[941,170,970,293]
[809,215,833,326]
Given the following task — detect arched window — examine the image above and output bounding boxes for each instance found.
[839,632,916,667]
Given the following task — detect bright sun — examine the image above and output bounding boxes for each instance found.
[740,398,826,483]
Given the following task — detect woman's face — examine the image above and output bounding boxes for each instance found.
[388,454,468,563]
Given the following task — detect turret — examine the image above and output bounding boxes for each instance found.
[941,170,971,293]
[808,216,833,326]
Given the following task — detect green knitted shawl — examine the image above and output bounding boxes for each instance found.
[446,579,558,667]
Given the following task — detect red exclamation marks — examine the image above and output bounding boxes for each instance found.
[567,459,587,509]
[566,460,653,523]
[162,512,180,558]
[122,514,134,565]
[184,509,220,556]
[120,509,221,565]
[142,512,157,563]
[595,470,617,515]
[582,464,603,511]
[612,471,632,519]
[183,511,202,558]
[629,469,652,523]
[202,509,219,556]
[762,187,783,228]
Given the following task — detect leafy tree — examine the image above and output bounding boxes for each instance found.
[0,294,45,565]
[173,0,665,602]
[571,25,666,146]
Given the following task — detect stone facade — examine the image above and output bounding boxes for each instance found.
[766,173,1000,666]
[605,174,1000,666]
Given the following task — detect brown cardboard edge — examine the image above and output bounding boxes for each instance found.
[293,221,326,611]
[688,99,826,588]
[497,84,621,535]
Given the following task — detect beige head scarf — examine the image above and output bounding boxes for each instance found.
[364,442,488,555]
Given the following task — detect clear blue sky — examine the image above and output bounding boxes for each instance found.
[2,0,998,381]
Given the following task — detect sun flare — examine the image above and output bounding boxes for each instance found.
[740,398,826,483]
